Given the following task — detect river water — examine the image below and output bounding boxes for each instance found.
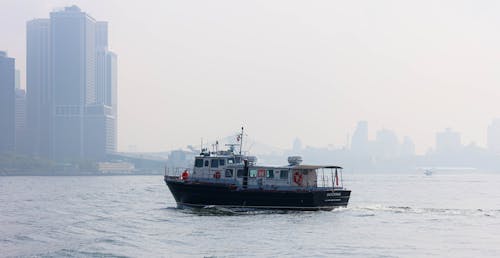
[1,173,500,257]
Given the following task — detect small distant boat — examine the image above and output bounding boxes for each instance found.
[164,128,351,211]
[424,169,433,176]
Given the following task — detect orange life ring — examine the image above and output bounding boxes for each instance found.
[214,171,221,179]
[181,170,189,180]
[293,171,303,185]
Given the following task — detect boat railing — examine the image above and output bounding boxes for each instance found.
[317,168,343,188]
[164,167,191,177]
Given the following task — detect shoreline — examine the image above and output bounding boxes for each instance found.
[0,170,163,176]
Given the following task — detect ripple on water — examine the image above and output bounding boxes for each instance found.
[2,174,500,257]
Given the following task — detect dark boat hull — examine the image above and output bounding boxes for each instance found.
[165,178,350,211]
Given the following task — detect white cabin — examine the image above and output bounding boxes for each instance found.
[188,150,342,188]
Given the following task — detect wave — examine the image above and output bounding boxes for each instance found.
[36,249,131,258]
[177,205,305,216]
[349,204,499,217]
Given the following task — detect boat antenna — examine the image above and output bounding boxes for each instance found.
[239,127,244,155]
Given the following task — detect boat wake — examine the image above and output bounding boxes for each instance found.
[178,205,310,216]
[349,204,499,217]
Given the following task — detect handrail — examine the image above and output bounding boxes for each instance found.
[164,167,192,177]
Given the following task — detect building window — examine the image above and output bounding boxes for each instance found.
[195,159,203,168]
[225,169,233,177]
[249,169,257,178]
[280,170,288,179]
[266,169,274,178]
[219,159,225,166]
[237,169,244,178]
[211,159,218,168]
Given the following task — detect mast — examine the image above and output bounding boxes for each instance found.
[239,127,244,155]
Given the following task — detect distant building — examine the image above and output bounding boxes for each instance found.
[15,88,29,154]
[15,89,26,130]
[351,121,369,155]
[15,69,20,89]
[94,21,117,155]
[168,150,190,167]
[400,136,415,156]
[26,18,51,158]
[436,128,461,154]
[50,6,98,160]
[0,51,15,153]
[374,129,399,159]
[98,161,134,174]
[26,6,117,161]
[487,119,500,155]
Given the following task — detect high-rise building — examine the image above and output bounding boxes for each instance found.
[487,119,500,155]
[351,121,369,155]
[0,51,16,153]
[26,18,51,158]
[400,136,415,156]
[374,129,399,158]
[436,128,461,154]
[26,5,117,161]
[15,88,29,154]
[93,21,117,156]
[50,5,97,160]
[15,70,20,89]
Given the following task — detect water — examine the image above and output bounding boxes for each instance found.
[1,173,500,257]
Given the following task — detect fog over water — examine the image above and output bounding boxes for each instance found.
[2,1,500,153]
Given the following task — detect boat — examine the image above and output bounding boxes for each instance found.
[164,128,351,211]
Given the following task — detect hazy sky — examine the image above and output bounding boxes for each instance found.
[2,0,500,153]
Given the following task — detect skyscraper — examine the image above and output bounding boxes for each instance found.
[436,128,461,154]
[351,121,369,155]
[26,18,51,158]
[50,5,97,160]
[374,129,399,158]
[15,88,28,154]
[0,51,15,153]
[15,70,20,89]
[400,136,415,156]
[93,21,117,156]
[26,6,117,161]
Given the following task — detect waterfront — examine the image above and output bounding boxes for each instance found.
[1,173,500,257]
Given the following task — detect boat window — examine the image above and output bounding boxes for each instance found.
[219,159,225,166]
[228,158,234,164]
[257,169,265,177]
[204,160,209,167]
[195,159,204,168]
[249,169,257,178]
[225,169,233,177]
[237,169,244,178]
[280,170,288,179]
[235,157,241,163]
[266,169,274,178]
[211,159,218,168]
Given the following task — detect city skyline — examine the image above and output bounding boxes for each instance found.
[2,1,500,153]
[0,51,15,153]
[0,5,118,162]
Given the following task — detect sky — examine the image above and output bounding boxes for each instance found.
[1,0,500,154]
